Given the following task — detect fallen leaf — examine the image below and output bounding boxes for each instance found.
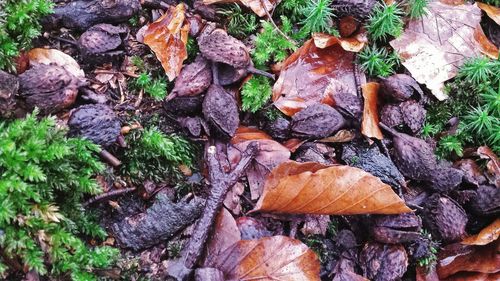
[272,39,365,116]
[361,82,383,140]
[282,138,307,152]
[445,272,500,281]
[436,241,500,279]
[478,2,500,25]
[207,235,321,281]
[203,207,241,266]
[318,129,357,143]
[253,161,411,215]
[312,31,367,53]
[390,1,499,100]
[203,0,278,17]
[27,48,85,78]
[477,146,500,187]
[462,219,500,246]
[144,3,189,81]
[230,126,273,144]
[301,215,331,236]
[223,182,245,215]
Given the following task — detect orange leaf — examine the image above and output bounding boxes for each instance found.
[207,235,321,281]
[361,82,383,140]
[477,2,500,25]
[203,208,241,266]
[144,3,189,81]
[27,48,85,78]
[312,31,367,53]
[462,219,500,246]
[253,161,411,215]
[272,40,364,116]
[231,126,273,144]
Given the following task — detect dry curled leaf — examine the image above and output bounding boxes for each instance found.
[312,31,368,52]
[272,39,364,116]
[206,235,321,281]
[477,146,500,187]
[478,2,500,25]
[390,0,499,100]
[27,48,85,78]
[203,0,278,17]
[361,82,383,140]
[203,208,241,266]
[144,3,189,81]
[462,219,500,246]
[253,161,411,215]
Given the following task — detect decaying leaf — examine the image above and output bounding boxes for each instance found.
[477,146,500,187]
[462,219,500,246]
[206,235,321,281]
[203,0,278,17]
[312,31,368,53]
[27,48,85,78]
[361,82,383,140]
[390,0,499,100]
[478,2,500,25]
[144,3,189,81]
[272,39,364,116]
[253,161,411,215]
[203,208,241,266]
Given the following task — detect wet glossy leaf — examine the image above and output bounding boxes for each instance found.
[312,31,367,52]
[390,1,499,100]
[361,82,383,140]
[203,208,241,266]
[253,161,411,215]
[272,40,364,116]
[462,219,500,246]
[207,235,321,281]
[144,3,189,81]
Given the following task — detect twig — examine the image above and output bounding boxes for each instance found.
[48,34,77,45]
[134,89,144,107]
[99,149,122,167]
[247,66,275,80]
[83,188,136,207]
[259,0,297,46]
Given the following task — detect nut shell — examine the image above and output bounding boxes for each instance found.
[400,100,426,134]
[170,55,212,98]
[78,24,127,63]
[198,28,250,69]
[202,84,239,139]
[291,103,345,138]
[360,242,408,281]
[380,74,424,102]
[422,194,468,243]
[68,104,121,147]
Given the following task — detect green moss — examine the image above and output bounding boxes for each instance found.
[366,2,404,41]
[218,4,258,39]
[358,45,399,77]
[252,16,297,66]
[241,76,273,113]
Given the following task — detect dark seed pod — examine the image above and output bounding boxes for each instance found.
[178,116,209,137]
[380,74,424,102]
[371,213,422,244]
[291,103,346,138]
[19,64,81,114]
[0,70,18,117]
[164,95,203,116]
[202,84,239,139]
[380,104,403,128]
[333,92,363,119]
[169,55,212,100]
[78,24,127,64]
[217,63,248,86]
[295,142,335,165]
[198,28,250,69]
[468,185,500,216]
[265,117,291,140]
[400,100,426,134]
[332,0,377,21]
[428,166,464,192]
[68,104,121,147]
[422,194,467,243]
[360,242,408,281]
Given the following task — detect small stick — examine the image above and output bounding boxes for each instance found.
[247,66,275,80]
[259,0,297,46]
[83,187,136,207]
[48,34,77,45]
[99,149,122,167]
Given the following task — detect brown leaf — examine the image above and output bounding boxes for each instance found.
[436,241,500,279]
[444,272,500,281]
[144,3,189,81]
[390,1,499,100]
[318,129,357,143]
[253,161,412,215]
[223,182,245,215]
[203,0,278,17]
[462,219,500,246]
[301,215,331,236]
[207,235,321,281]
[272,39,364,116]
[361,82,383,140]
[203,207,241,266]
[231,126,273,144]
[477,146,500,187]
[478,2,500,25]
[312,31,367,52]
[27,48,85,78]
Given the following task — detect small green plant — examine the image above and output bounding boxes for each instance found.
[367,2,404,41]
[133,72,168,101]
[241,76,273,113]
[263,107,284,121]
[218,4,258,39]
[252,16,296,66]
[417,230,439,269]
[406,0,428,18]
[358,45,399,77]
[121,127,195,184]
[483,0,500,7]
[0,0,54,71]
[300,0,338,36]
[0,111,117,280]
[437,135,464,157]
[457,57,499,86]
[421,122,441,138]
[277,0,308,22]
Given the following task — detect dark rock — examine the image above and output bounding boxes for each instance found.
[19,64,81,114]
[78,24,127,64]
[236,217,272,240]
[0,70,18,117]
[45,0,140,31]
[332,0,377,21]
[68,104,121,147]
[360,242,408,281]
[380,74,424,102]
[371,213,422,244]
[400,100,426,134]
[202,84,239,139]
[265,117,291,140]
[468,185,500,216]
[170,55,212,99]
[112,194,205,250]
[164,95,203,116]
[342,142,406,191]
[380,104,403,128]
[422,194,467,243]
[291,103,345,138]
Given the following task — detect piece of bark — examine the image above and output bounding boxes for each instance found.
[44,0,140,31]
[112,194,205,250]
